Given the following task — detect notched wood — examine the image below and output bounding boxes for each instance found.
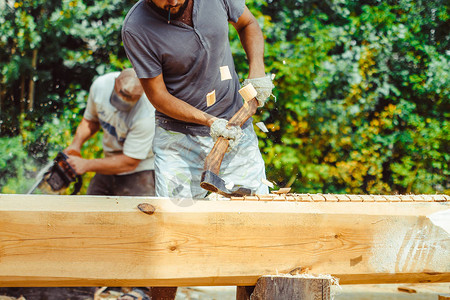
[398,286,417,293]
[350,255,363,266]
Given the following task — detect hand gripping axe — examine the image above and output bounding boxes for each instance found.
[200,84,259,197]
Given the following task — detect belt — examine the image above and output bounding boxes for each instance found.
[156,117,252,136]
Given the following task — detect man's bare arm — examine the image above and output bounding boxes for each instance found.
[140,74,217,127]
[231,6,266,79]
[66,154,140,175]
[65,118,100,154]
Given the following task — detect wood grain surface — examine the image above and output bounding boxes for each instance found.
[0,194,449,287]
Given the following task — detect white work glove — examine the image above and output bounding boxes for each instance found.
[210,118,243,151]
[242,74,275,107]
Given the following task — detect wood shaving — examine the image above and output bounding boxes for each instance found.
[206,90,216,107]
[255,122,269,133]
[220,66,232,81]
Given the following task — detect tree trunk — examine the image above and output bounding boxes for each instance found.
[20,75,25,114]
[27,49,38,111]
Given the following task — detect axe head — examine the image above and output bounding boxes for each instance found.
[201,170,253,198]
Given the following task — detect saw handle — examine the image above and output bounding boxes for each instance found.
[62,150,83,194]
[203,98,258,175]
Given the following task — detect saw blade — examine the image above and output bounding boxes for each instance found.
[26,160,54,194]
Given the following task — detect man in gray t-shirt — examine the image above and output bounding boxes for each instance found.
[122,1,274,298]
[122,0,274,200]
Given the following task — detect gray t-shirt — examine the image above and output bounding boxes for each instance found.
[122,0,251,136]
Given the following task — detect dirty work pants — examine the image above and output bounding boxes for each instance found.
[87,170,155,196]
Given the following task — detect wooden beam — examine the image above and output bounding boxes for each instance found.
[0,194,449,287]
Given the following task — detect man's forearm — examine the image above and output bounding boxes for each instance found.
[66,154,140,175]
[140,76,217,127]
[69,118,100,150]
[87,156,140,174]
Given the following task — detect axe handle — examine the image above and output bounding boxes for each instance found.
[228,98,259,127]
[203,98,258,174]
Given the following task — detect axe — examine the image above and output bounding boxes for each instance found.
[200,84,259,197]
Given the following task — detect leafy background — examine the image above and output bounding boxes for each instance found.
[0,0,448,195]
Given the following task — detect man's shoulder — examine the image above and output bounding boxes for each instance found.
[123,0,148,33]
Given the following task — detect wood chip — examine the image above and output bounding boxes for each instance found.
[373,195,388,202]
[311,194,326,201]
[239,83,257,102]
[261,178,274,188]
[348,194,363,202]
[360,195,375,202]
[385,195,401,202]
[256,122,269,133]
[400,195,414,202]
[206,90,216,107]
[272,187,291,194]
[256,194,276,201]
[324,194,339,202]
[337,195,351,202]
[220,66,232,81]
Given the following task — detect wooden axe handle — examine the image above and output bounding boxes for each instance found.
[203,98,259,174]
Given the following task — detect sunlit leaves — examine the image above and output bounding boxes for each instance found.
[1,0,448,195]
[245,0,449,194]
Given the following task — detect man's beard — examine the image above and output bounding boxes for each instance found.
[146,0,189,23]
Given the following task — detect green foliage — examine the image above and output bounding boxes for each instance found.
[236,0,449,194]
[1,0,448,195]
[0,106,103,194]
[0,0,130,194]
[0,135,36,193]
[0,0,134,135]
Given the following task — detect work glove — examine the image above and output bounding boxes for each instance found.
[210,118,243,151]
[242,74,275,107]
